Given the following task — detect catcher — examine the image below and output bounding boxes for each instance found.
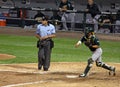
[75,27,116,77]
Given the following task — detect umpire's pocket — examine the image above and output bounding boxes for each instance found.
[50,40,54,49]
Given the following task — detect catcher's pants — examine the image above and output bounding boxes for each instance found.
[38,40,51,70]
[92,48,102,62]
[61,13,75,30]
[83,47,114,75]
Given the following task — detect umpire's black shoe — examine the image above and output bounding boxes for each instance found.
[38,67,42,70]
[44,68,48,71]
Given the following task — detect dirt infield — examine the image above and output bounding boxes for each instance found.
[0,54,16,60]
[0,62,120,87]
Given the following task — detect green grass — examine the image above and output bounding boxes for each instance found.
[0,34,120,64]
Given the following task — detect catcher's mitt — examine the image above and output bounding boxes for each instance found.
[84,41,92,47]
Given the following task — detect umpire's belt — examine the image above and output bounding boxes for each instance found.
[39,38,52,46]
[38,38,54,49]
[40,38,51,42]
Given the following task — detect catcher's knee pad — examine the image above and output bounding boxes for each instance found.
[96,62,103,67]
[88,58,94,67]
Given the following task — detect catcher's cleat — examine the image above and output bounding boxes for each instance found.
[109,67,116,76]
[79,73,87,77]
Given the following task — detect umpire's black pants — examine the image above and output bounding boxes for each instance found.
[38,40,51,70]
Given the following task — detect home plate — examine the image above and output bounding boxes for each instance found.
[66,75,78,78]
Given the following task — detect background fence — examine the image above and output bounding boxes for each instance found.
[0,0,120,34]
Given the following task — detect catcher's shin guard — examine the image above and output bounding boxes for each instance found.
[109,67,116,76]
[80,58,94,77]
[96,62,116,76]
[83,65,91,76]
[102,64,116,76]
[102,64,113,71]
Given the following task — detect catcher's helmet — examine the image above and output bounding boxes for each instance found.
[85,27,94,34]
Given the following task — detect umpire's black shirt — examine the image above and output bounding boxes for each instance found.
[87,3,101,18]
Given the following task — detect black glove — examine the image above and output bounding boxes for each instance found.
[84,41,90,46]
[84,41,93,47]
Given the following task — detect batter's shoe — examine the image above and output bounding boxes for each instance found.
[79,73,87,77]
[109,67,116,76]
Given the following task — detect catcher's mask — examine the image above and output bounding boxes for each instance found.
[85,27,94,38]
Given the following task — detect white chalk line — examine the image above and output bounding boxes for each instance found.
[1,80,63,87]
[0,69,50,75]
[1,80,49,87]
[0,70,78,87]
[0,69,77,75]
[1,75,79,87]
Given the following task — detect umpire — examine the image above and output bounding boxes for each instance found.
[35,16,56,71]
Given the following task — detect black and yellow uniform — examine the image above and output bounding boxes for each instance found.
[59,0,75,30]
[59,1,73,11]
[81,35,100,52]
[78,28,116,77]
[87,3,101,18]
[98,13,114,33]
